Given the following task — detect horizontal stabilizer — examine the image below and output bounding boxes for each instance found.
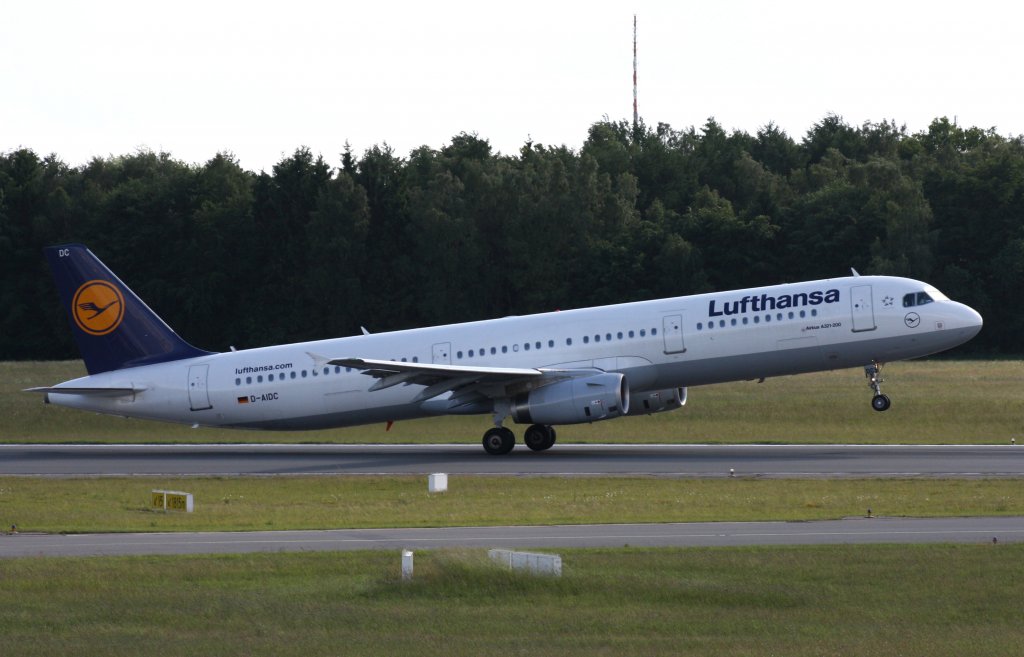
[24,386,145,398]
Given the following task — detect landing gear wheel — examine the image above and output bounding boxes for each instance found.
[524,424,557,452]
[482,427,516,455]
[865,361,890,412]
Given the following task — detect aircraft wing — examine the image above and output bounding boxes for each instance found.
[326,357,549,403]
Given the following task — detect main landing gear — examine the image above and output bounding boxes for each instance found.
[482,424,557,455]
[865,361,891,412]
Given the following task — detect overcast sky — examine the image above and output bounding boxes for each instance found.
[3,0,1022,172]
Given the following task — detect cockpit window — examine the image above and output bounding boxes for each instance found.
[903,291,935,307]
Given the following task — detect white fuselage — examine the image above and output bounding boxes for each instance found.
[47,275,983,430]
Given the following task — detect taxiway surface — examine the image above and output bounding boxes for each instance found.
[3,516,1021,558]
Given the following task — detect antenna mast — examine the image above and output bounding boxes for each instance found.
[632,14,638,129]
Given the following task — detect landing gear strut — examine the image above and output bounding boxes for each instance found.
[523,424,557,452]
[865,361,891,412]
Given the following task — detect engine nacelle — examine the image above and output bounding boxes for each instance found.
[626,387,687,416]
[511,373,630,425]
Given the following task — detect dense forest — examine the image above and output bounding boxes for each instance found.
[2,115,1022,359]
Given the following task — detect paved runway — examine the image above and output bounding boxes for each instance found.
[2,443,1023,477]
[2,516,1020,558]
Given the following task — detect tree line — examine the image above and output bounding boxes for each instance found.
[2,114,1022,360]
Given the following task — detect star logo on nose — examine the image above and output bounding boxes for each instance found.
[882,296,894,307]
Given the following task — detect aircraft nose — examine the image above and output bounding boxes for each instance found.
[956,303,983,339]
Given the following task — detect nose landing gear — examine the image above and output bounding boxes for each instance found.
[865,361,891,411]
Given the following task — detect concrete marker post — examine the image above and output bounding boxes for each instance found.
[401,550,414,581]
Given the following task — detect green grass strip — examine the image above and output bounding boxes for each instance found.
[2,476,1021,534]
[3,544,1023,656]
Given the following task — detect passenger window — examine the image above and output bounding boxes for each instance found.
[742,317,748,325]
[524,343,530,351]
[731,319,737,326]
[468,350,474,357]
[565,338,572,346]
[290,372,296,379]
[246,376,252,384]
[235,378,241,386]
[697,322,703,330]
[547,340,554,348]
[628,330,635,338]
[323,367,329,375]
[301,371,307,378]
[753,316,760,324]
[595,335,601,342]
[535,341,541,350]
[258,375,264,383]
[651,328,657,336]
[513,344,519,352]
[640,329,646,337]
[502,346,508,353]
[491,347,497,355]
[457,351,463,359]
[583,336,589,344]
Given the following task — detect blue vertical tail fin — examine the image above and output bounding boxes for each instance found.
[45,244,213,374]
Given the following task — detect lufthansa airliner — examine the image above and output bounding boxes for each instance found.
[27,245,983,454]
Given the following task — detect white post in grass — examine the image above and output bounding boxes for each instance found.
[401,550,414,581]
[428,473,448,493]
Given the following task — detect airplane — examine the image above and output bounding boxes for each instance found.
[27,244,983,454]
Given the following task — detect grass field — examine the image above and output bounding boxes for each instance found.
[6,361,1021,656]
[4,359,1023,444]
[2,476,1021,533]
[4,544,1022,657]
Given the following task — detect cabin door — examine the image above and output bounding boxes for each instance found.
[850,285,877,332]
[188,364,213,411]
[662,314,686,354]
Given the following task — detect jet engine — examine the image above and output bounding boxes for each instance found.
[626,387,687,415]
[511,373,630,425]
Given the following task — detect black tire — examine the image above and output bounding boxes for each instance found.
[524,424,555,452]
[871,394,891,412]
[482,427,515,455]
